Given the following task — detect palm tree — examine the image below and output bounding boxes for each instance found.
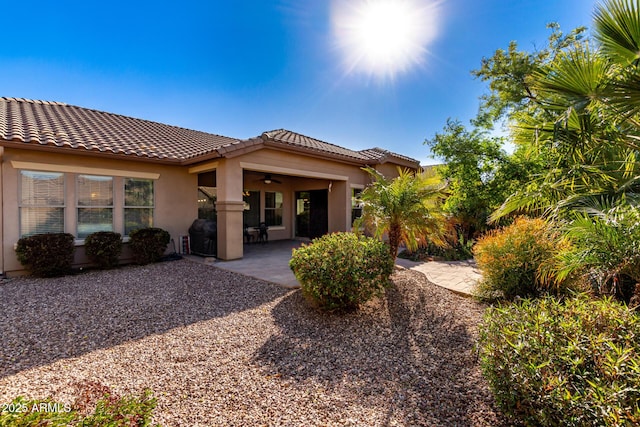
[491,0,640,222]
[356,166,446,261]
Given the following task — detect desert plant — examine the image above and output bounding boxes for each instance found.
[552,202,640,303]
[15,233,75,277]
[399,217,475,261]
[478,295,640,426]
[128,227,170,265]
[356,166,446,261]
[84,231,123,269]
[289,232,394,311]
[473,217,568,300]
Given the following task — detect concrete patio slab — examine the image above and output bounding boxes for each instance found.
[186,240,481,296]
[186,240,305,288]
[395,258,481,297]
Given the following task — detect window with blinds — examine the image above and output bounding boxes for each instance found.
[124,178,154,235]
[77,175,114,238]
[19,171,65,237]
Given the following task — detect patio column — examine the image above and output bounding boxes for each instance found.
[215,159,244,260]
[328,180,349,233]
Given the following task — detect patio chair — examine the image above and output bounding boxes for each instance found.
[244,224,255,244]
[257,222,269,244]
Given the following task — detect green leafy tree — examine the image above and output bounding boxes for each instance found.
[356,167,446,261]
[486,0,640,221]
[425,119,539,237]
[472,22,587,129]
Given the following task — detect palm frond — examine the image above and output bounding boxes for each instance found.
[594,0,640,66]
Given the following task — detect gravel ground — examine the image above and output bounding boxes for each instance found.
[0,259,504,426]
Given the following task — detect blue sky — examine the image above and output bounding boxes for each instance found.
[2,0,597,165]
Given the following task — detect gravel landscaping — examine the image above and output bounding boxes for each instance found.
[0,259,504,426]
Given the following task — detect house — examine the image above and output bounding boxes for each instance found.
[0,97,420,275]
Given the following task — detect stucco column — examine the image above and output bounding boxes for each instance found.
[215,159,244,260]
[328,180,349,233]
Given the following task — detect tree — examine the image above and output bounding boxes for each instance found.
[471,0,640,222]
[472,23,587,129]
[425,119,539,237]
[356,167,446,261]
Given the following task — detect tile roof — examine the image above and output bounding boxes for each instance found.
[0,97,241,162]
[261,129,369,161]
[260,129,420,166]
[358,147,419,165]
[0,98,420,167]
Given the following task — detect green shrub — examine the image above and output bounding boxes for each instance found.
[84,231,123,269]
[478,295,640,426]
[15,233,75,277]
[473,217,567,301]
[554,204,640,303]
[128,227,170,265]
[0,390,159,426]
[289,232,394,311]
[399,232,474,261]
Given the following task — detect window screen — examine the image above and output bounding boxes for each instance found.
[19,171,65,237]
[77,175,113,238]
[124,178,154,235]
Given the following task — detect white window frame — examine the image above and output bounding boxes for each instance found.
[76,174,114,238]
[123,177,155,236]
[18,170,66,237]
[264,191,283,227]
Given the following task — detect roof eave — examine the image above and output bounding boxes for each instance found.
[0,140,185,165]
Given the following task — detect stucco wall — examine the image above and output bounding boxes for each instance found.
[1,144,417,271]
[1,148,197,274]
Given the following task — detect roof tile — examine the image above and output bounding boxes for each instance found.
[0,98,419,167]
[0,97,240,161]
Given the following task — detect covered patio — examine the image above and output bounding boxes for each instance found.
[205,239,305,288]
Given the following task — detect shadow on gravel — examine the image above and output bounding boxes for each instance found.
[0,259,289,379]
[254,270,504,426]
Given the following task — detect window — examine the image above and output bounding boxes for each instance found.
[265,191,283,226]
[77,175,113,238]
[243,190,260,227]
[19,171,65,237]
[124,178,154,235]
[351,188,363,225]
[198,187,217,221]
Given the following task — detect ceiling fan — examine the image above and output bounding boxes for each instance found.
[258,174,281,184]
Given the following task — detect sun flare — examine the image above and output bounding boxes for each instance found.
[331,0,440,81]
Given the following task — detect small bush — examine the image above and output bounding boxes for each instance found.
[555,204,640,303]
[289,232,394,311]
[478,295,640,426]
[473,217,566,300]
[15,233,75,277]
[399,232,474,261]
[0,389,159,426]
[84,231,123,269]
[129,227,170,265]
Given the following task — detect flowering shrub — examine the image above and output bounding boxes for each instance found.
[289,232,394,311]
[473,217,566,300]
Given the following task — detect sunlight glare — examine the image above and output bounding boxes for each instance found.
[331,0,440,81]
